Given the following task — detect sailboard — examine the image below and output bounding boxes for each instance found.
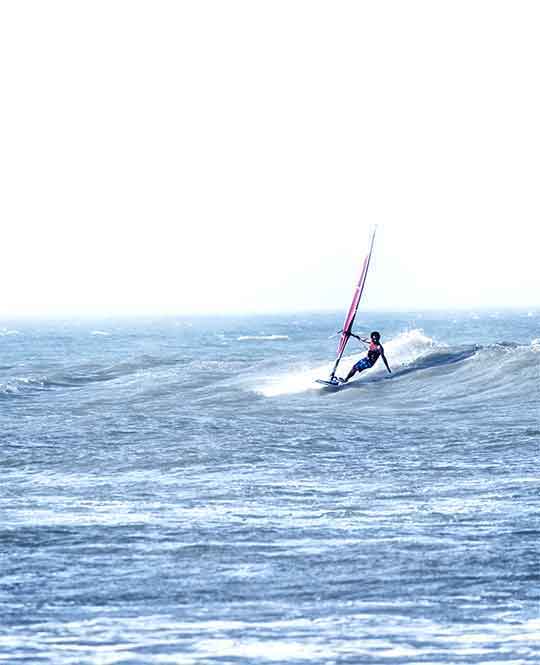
[316,225,378,387]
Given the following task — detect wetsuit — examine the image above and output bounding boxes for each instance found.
[353,341,383,371]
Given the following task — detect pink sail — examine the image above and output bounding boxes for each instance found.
[333,227,377,369]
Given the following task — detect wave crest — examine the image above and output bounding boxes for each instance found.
[255,331,538,398]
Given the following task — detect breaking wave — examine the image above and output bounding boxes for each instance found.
[256,329,538,398]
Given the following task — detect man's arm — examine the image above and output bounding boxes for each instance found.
[381,349,392,373]
[350,333,369,345]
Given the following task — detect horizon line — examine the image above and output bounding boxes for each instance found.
[1,304,538,322]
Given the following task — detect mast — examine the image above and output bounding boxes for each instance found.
[329,226,377,380]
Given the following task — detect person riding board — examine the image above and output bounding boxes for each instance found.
[340,331,391,383]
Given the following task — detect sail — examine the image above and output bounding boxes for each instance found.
[330,226,377,378]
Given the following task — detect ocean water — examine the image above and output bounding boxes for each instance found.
[1,310,539,664]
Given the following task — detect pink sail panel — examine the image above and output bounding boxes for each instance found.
[335,228,377,359]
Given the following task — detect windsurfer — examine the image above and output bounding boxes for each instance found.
[339,331,391,383]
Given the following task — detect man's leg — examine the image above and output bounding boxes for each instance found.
[342,360,369,383]
[342,365,358,383]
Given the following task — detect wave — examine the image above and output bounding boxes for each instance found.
[0,376,46,396]
[444,339,538,400]
[46,355,185,387]
[237,335,289,341]
[2,330,536,404]
[256,330,538,398]
[257,330,434,397]
[0,354,185,396]
[0,328,20,336]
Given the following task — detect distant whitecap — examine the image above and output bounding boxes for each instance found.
[237,335,289,341]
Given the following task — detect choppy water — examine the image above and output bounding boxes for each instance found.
[1,311,539,664]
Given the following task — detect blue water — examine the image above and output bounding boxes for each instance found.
[1,311,539,664]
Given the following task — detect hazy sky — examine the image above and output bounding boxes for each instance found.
[1,1,539,317]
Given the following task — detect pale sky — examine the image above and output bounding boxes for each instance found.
[1,1,539,317]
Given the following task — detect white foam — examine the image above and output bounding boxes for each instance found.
[237,335,289,341]
[256,329,434,397]
[91,330,111,336]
